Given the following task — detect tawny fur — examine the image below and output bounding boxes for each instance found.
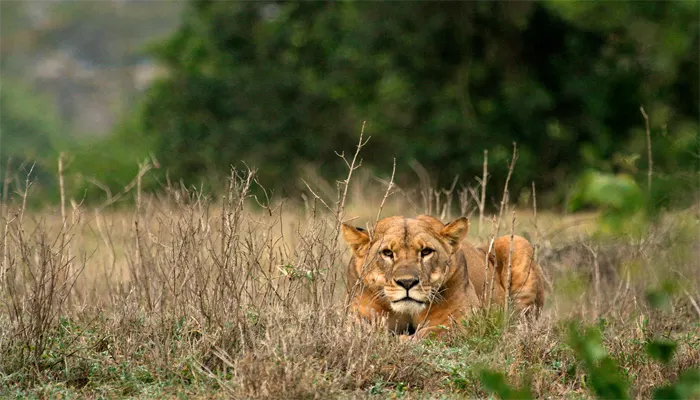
[342,215,545,339]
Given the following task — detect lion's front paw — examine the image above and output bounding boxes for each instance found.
[414,325,448,340]
[398,334,414,343]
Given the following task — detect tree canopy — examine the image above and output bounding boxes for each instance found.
[137,0,698,207]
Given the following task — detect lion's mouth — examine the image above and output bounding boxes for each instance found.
[392,297,426,305]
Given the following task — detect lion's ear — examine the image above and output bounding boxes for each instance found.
[341,223,370,255]
[440,217,469,246]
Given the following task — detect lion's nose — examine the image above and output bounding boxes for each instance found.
[395,277,419,290]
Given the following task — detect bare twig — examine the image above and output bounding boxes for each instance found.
[409,161,432,215]
[485,215,498,311]
[18,163,35,224]
[95,161,152,211]
[57,153,73,301]
[479,149,488,236]
[2,157,10,206]
[531,182,552,291]
[640,106,652,199]
[504,211,516,323]
[133,160,153,310]
[337,121,369,225]
[584,243,601,319]
[484,143,518,317]
[59,153,67,226]
[301,179,333,213]
[496,143,518,237]
[683,289,700,320]
[0,157,11,283]
[439,175,459,221]
[373,158,396,235]
[531,182,537,236]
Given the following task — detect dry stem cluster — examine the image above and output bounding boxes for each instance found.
[0,138,698,399]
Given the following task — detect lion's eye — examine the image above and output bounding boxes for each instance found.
[381,249,393,258]
[421,248,434,257]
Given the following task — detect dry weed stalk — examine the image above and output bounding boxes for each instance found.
[0,157,12,284]
[584,243,601,319]
[484,143,519,314]
[478,149,488,236]
[409,161,432,215]
[336,121,369,225]
[131,159,153,311]
[373,158,397,235]
[57,153,75,303]
[496,143,518,237]
[683,288,700,320]
[503,211,516,323]
[436,175,459,221]
[640,106,652,198]
[484,215,498,310]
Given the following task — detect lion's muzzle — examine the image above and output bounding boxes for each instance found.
[385,274,429,314]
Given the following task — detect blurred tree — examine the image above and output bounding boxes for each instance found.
[137,0,699,208]
[0,79,64,201]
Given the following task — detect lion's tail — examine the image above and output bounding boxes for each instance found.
[491,235,545,316]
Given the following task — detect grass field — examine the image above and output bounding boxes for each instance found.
[0,167,698,399]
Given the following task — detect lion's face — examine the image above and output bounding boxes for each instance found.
[342,216,469,315]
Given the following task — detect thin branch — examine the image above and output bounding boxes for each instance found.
[683,289,700,320]
[496,143,518,237]
[374,158,396,234]
[479,149,488,236]
[302,179,333,213]
[640,106,653,199]
[58,153,67,227]
[1,157,12,284]
[584,243,600,319]
[504,211,516,324]
[485,215,498,311]
[337,121,369,223]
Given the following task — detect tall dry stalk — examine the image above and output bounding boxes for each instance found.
[640,106,652,199]
[484,215,497,311]
[336,121,369,225]
[584,243,601,319]
[373,158,397,235]
[57,153,74,302]
[0,157,11,284]
[131,160,153,310]
[485,143,519,313]
[503,211,516,323]
[478,149,488,236]
[496,143,518,237]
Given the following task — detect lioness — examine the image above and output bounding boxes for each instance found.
[341,215,544,339]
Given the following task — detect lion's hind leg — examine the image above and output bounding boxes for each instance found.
[492,235,545,317]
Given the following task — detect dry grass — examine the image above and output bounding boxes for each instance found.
[0,164,698,400]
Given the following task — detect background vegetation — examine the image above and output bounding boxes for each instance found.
[139,1,700,205]
[1,1,698,211]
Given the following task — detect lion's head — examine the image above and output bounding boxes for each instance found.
[341,216,469,315]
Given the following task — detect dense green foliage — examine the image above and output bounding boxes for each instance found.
[136,0,698,207]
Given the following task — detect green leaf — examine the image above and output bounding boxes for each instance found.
[479,370,533,400]
[567,322,630,400]
[653,368,700,400]
[646,339,678,364]
[646,280,678,310]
